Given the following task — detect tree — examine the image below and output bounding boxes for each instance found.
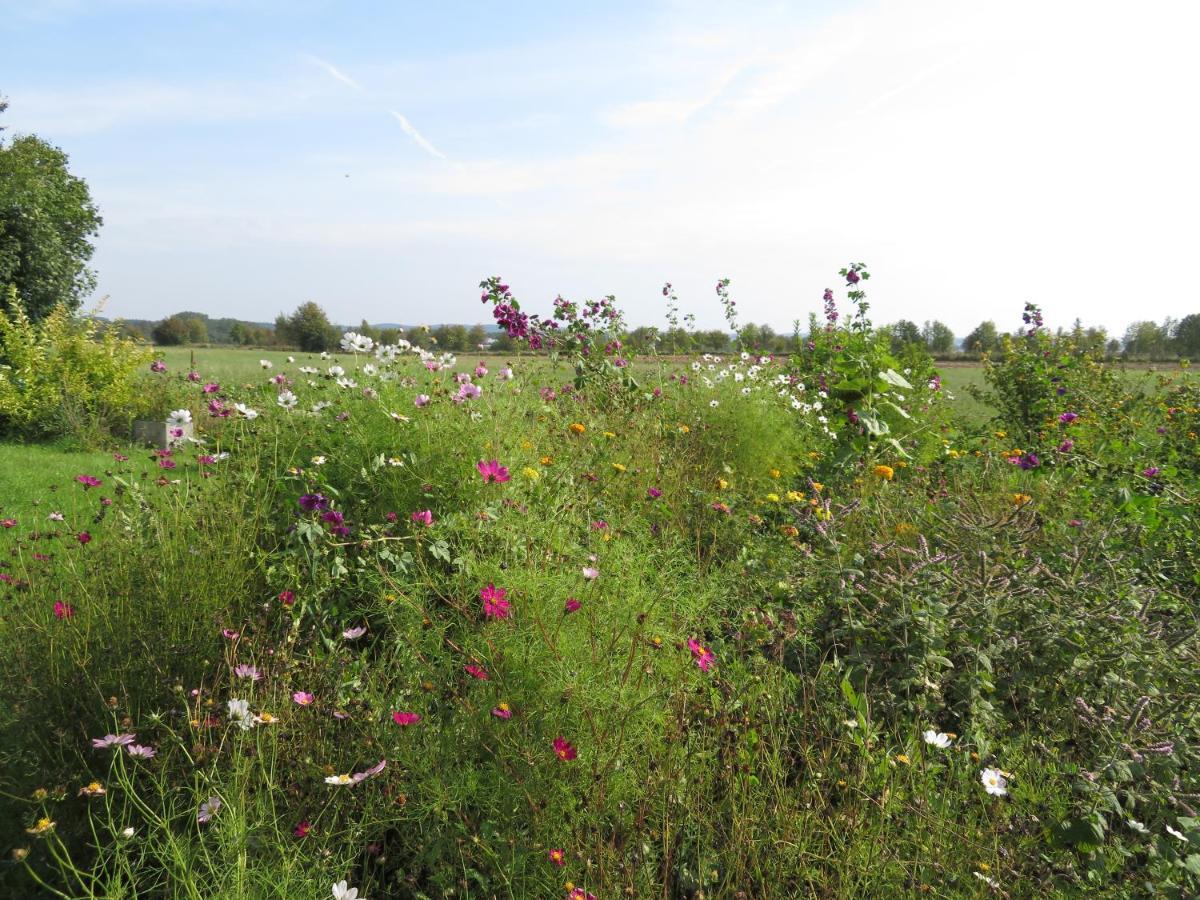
[1173,314,1200,358]
[276,302,336,351]
[0,129,103,320]
[888,319,923,353]
[1123,320,1169,359]
[466,324,487,350]
[152,315,190,346]
[964,321,1000,355]
[921,320,956,354]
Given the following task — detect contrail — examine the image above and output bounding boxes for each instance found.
[390,110,447,160]
[304,54,364,92]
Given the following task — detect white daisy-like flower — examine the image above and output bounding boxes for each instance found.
[335,377,358,389]
[277,390,297,409]
[311,456,326,466]
[234,403,258,420]
[922,730,952,749]
[287,356,295,363]
[227,698,257,731]
[1166,824,1189,842]
[299,366,319,375]
[710,400,719,408]
[1127,818,1149,834]
[980,767,1008,796]
[166,409,192,427]
[340,332,374,354]
[331,881,365,900]
[327,365,345,378]
[325,773,353,785]
[259,359,273,369]
[362,363,377,377]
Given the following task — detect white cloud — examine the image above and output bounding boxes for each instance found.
[303,54,364,92]
[388,110,447,160]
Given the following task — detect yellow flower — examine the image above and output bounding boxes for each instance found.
[895,523,917,536]
[811,482,823,492]
[993,430,1006,439]
[786,490,804,502]
[31,788,47,802]
[11,848,29,861]
[521,467,541,480]
[873,465,894,481]
[780,525,799,538]
[814,507,832,521]
[895,753,911,765]
[569,423,586,435]
[521,439,533,450]
[603,431,616,439]
[768,468,781,479]
[678,424,690,434]
[765,493,781,503]
[612,463,627,473]
[807,451,821,460]
[258,711,277,724]
[717,478,729,490]
[540,455,554,466]
[1012,493,1032,507]
[26,818,55,836]
[79,781,106,797]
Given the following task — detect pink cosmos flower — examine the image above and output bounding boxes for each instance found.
[222,628,240,640]
[582,566,599,580]
[293,820,311,838]
[548,848,566,867]
[564,597,581,614]
[688,638,716,672]
[568,889,597,900]
[553,736,577,761]
[647,487,663,499]
[54,601,75,619]
[491,704,513,719]
[234,663,262,681]
[126,744,156,759]
[279,590,296,606]
[464,664,489,680]
[76,474,101,489]
[150,360,166,373]
[350,759,386,783]
[480,583,511,619]
[76,531,92,545]
[414,394,431,408]
[477,459,511,483]
[293,691,314,706]
[342,625,367,640]
[113,452,129,462]
[202,382,220,394]
[410,509,433,526]
[1,518,16,528]
[92,733,136,749]
[391,711,421,726]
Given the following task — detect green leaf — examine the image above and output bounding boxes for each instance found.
[879,368,912,389]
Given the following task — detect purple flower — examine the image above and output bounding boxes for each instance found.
[298,493,329,512]
[150,360,167,373]
[1142,466,1161,478]
[1058,412,1078,424]
[1058,439,1074,453]
[233,663,262,681]
[1018,453,1040,470]
[197,796,221,824]
[126,744,157,759]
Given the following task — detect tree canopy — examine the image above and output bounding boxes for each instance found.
[0,111,103,320]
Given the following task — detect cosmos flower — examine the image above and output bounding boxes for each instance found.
[293,691,315,706]
[980,767,1008,797]
[548,848,566,867]
[166,409,192,428]
[391,711,421,726]
[492,702,512,719]
[688,638,715,672]
[477,459,511,483]
[342,625,367,640]
[92,733,137,749]
[923,730,953,749]
[480,583,511,619]
[126,744,156,759]
[53,601,75,619]
[582,566,599,580]
[410,509,433,526]
[197,796,221,824]
[564,597,581,614]
[331,880,366,900]
[553,736,577,761]
[464,664,489,680]
[277,390,298,409]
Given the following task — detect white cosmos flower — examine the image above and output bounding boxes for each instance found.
[497,366,514,380]
[335,377,357,389]
[227,698,257,731]
[980,767,1008,796]
[375,344,397,362]
[299,366,319,375]
[710,400,719,408]
[362,363,377,376]
[1166,824,1189,841]
[287,356,295,363]
[922,730,952,749]
[259,359,273,369]
[340,332,374,354]
[277,391,297,409]
[1127,818,1149,834]
[327,365,345,378]
[234,403,258,420]
[120,826,135,839]
[320,351,330,359]
[331,879,365,899]
[166,409,192,427]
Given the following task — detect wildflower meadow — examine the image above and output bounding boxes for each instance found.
[2,269,1199,899]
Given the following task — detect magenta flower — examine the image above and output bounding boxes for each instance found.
[410,509,433,527]
[222,629,240,640]
[1,518,15,529]
[477,459,511,484]
[76,531,92,545]
[1143,466,1161,478]
[54,600,75,619]
[279,590,296,606]
[1058,411,1079,424]
[480,583,511,619]
[414,394,431,408]
[647,487,663,499]
[688,638,716,672]
[150,360,166,373]
[464,664,489,681]
[491,704,513,719]
[76,474,102,489]
[553,736,578,761]
[202,382,220,394]
[1058,439,1074,453]
[564,597,581,614]
[391,711,421,726]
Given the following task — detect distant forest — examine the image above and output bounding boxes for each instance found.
[110,304,1200,361]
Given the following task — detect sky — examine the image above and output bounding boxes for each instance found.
[2,0,1198,337]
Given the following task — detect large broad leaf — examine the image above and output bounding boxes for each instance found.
[881,400,911,420]
[879,368,913,389]
[1051,815,1106,849]
[885,437,911,458]
[857,410,889,436]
